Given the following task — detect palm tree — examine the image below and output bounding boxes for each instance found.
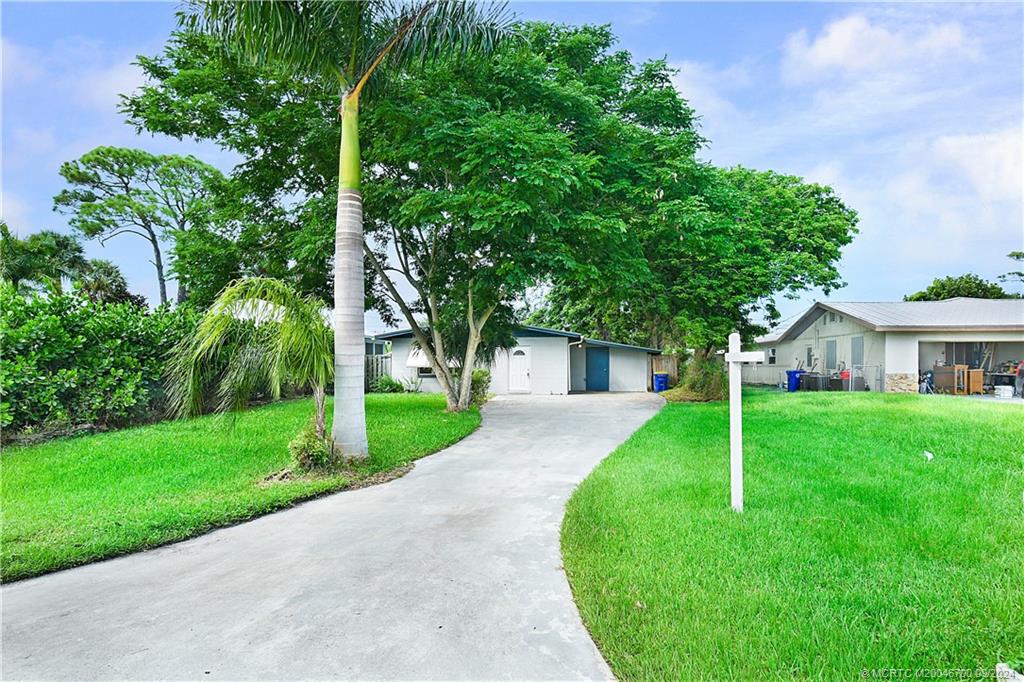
[167,277,334,442]
[0,221,88,295]
[75,259,144,305]
[192,0,515,458]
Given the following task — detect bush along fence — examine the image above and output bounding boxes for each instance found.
[0,285,196,440]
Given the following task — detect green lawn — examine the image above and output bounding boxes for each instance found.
[1,393,479,582]
[562,391,1023,679]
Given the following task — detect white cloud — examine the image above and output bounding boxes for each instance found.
[782,14,973,85]
[934,127,1023,203]
[10,126,58,155]
[74,60,146,112]
[624,4,658,27]
[1,192,32,232]
[671,61,753,162]
[1,38,44,86]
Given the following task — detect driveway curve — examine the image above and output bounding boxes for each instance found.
[2,393,662,681]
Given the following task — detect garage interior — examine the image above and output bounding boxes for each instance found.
[918,341,1024,396]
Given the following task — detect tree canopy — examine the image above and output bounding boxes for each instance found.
[53,146,226,305]
[0,222,87,296]
[904,273,1012,301]
[124,21,860,364]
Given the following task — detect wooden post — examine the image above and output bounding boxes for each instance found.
[724,332,764,513]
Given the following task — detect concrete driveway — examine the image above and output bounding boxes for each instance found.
[2,393,662,681]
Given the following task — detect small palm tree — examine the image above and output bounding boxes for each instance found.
[168,277,333,442]
[191,0,515,458]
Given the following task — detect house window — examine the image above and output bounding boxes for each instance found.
[826,339,838,370]
[417,366,435,378]
[806,346,813,367]
[851,336,864,368]
[768,348,777,365]
[829,312,836,322]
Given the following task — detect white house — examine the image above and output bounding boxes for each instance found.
[375,325,660,395]
[743,298,1024,392]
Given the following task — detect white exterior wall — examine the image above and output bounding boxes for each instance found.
[743,312,883,387]
[387,335,570,395]
[490,336,570,395]
[389,338,444,393]
[744,320,1024,392]
[569,344,587,391]
[609,348,650,392]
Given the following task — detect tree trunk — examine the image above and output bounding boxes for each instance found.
[150,237,168,306]
[176,280,188,305]
[313,384,326,442]
[456,331,482,411]
[331,92,369,458]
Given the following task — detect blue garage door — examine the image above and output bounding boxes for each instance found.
[586,347,609,391]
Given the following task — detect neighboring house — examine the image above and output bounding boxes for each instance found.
[375,325,660,395]
[365,336,389,356]
[743,298,1024,392]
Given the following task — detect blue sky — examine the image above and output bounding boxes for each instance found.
[3,1,1022,333]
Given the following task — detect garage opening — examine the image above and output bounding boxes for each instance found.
[919,340,1024,395]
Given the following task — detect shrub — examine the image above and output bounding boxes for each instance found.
[371,374,405,393]
[678,353,727,401]
[470,368,491,406]
[0,285,196,435]
[402,376,422,393]
[287,417,332,471]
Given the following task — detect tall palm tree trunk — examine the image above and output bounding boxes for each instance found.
[332,92,368,458]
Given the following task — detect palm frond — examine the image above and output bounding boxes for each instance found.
[166,277,333,419]
[355,0,518,95]
[185,0,366,85]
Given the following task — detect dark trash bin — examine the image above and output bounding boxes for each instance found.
[786,369,806,392]
[653,372,669,393]
[800,373,827,391]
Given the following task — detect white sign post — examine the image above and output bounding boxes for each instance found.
[724,332,764,513]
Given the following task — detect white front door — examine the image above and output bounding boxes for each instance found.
[509,347,531,393]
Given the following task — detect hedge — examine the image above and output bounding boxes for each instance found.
[0,285,196,435]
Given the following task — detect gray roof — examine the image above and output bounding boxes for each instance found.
[375,324,660,354]
[762,298,1024,342]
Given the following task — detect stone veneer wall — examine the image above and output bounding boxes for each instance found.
[885,372,917,393]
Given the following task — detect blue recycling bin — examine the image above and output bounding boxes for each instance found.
[653,372,669,392]
[786,369,806,392]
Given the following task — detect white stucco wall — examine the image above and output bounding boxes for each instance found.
[569,343,586,391]
[743,312,884,388]
[496,336,569,395]
[388,335,570,395]
[745,321,1024,391]
[609,348,650,392]
[389,338,444,393]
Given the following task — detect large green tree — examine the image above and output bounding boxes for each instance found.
[904,273,1011,301]
[525,40,858,351]
[54,147,225,305]
[359,36,623,409]
[187,0,514,455]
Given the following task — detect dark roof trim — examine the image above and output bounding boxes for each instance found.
[373,324,660,353]
[583,337,661,354]
[514,325,580,339]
